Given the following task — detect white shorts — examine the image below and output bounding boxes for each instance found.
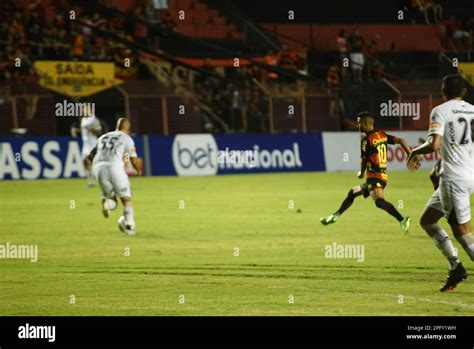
[425,179,474,225]
[93,165,132,198]
[350,53,364,70]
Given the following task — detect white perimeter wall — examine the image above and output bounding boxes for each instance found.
[322,131,440,171]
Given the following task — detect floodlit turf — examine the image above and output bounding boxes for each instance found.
[0,171,473,316]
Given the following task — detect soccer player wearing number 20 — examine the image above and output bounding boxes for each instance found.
[408,75,474,292]
[321,111,412,233]
[87,118,141,236]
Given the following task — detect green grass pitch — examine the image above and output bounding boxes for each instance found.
[0,171,473,316]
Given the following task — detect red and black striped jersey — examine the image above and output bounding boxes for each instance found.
[360,130,395,183]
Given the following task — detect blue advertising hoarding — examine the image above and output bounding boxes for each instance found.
[0,136,144,180]
[149,133,326,176]
[0,134,324,180]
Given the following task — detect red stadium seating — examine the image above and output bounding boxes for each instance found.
[175,0,192,11]
[194,2,208,11]
[193,10,211,24]
[178,23,198,36]
[262,24,442,51]
[171,9,193,22]
[197,24,214,37]
[170,0,243,39]
[212,16,227,25]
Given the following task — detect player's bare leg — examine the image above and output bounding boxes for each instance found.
[370,188,410,233]
[101,197,109,218]
[118,196,135,236]
[419,206,465,291]
[101,195,117,218]
[320,185,363,225]
[84,159,96,187]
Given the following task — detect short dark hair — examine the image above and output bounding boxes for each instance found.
[357,111,374,120]
[443,74,466,99]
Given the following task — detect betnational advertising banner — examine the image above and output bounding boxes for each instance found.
[148,133,326,176]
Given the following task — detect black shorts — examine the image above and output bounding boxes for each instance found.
[432,159,442,176]
[361,178,386,198]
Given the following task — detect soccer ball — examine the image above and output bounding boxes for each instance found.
[104,198,118,211]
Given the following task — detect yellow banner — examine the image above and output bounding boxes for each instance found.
[458,63,474,86]
[34,61,122,98]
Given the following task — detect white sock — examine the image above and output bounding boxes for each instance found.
[124,204,135,228]
[422,224,459,270]
[457,233,474,261]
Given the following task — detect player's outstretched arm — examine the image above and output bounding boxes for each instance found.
[407,134,442,171]
[411,134,442,155]
[392,136,412,156]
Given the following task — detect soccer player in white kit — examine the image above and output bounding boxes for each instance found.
[80,114,102,187]
[408,75,474,292]
[87,118,141,236]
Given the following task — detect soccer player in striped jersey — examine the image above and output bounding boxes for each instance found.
[321,111,412,233]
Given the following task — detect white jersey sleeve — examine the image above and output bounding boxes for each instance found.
[428,100,474,181]
[427,106,445,137]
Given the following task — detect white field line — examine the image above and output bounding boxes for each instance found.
[268,286,474,310]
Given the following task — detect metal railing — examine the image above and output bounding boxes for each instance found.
[0,79,446,136]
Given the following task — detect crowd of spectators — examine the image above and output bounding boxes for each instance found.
[439,16,474,52]
[193,48,308,133]
[403,0,473,52]
[329,2,474,87]
[411,0,443,24]
[332,26,384,86]
[193,60,267,133]
[0,0,311,134]
[0,0,177,82]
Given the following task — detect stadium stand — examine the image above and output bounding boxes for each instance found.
[0,0,472,136]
